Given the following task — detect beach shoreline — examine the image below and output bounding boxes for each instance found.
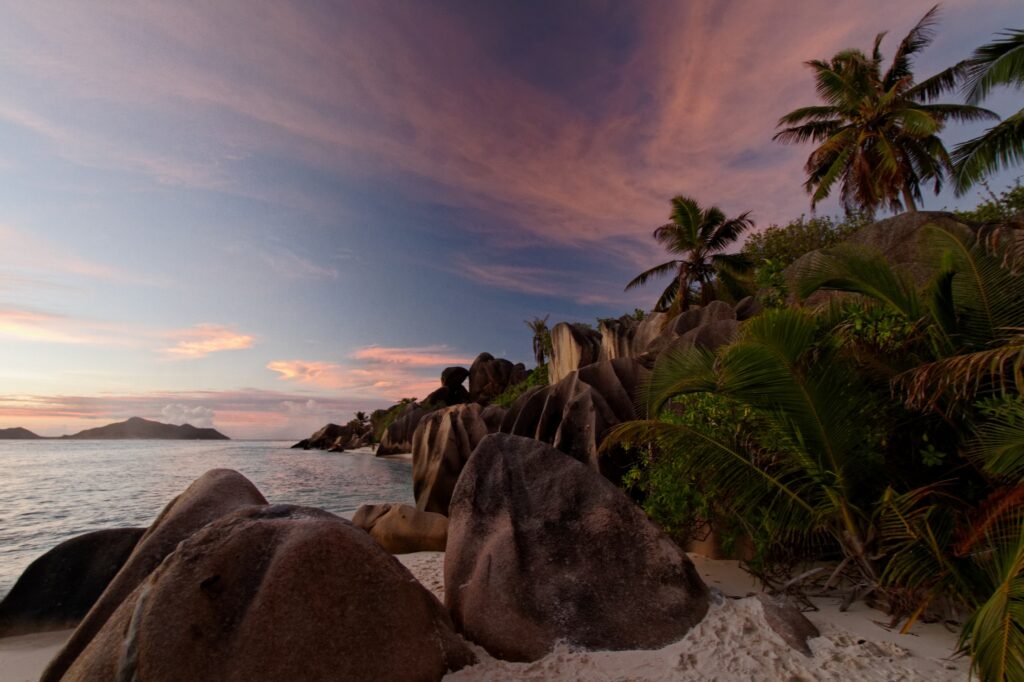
[0,551,970,681]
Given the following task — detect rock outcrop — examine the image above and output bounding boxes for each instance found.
[785,211,974,306]
[548,322,602,384]
[599,302,747,363]
[412,403,496,514]
[43,469,268,682]
[377,402,429,456]
[352,503,448,554]
[499,357,650,482]
[0,528,144,638]
[445,434,710,662]
[468,353,525,404]
[291,422,371,451]
[61,504,474,682]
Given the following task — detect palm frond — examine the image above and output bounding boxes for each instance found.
[794,245,923,319]
[961,29,1024,104]
[883,5,940,89]
[952,110,1024,194]
[625,259,679,292]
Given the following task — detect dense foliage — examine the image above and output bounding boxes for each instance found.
[491,364,548,408]
[609,219,1024,680]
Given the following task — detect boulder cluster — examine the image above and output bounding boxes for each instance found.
[6,434,732,677]
[10,470,475,682]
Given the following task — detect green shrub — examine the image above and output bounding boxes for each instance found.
[954,179,1024,224]
[491,365,548,407]
[743,212,870,269]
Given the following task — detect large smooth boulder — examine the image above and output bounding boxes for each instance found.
[441,366,469,388]
[785,211,974,305]
[0,528,144,638]
[43,469,268,682]
[377,402,428,455]
[599,315,638,361]
[62,505,474,681]
[445,434,710,662]
[412,403,494,514]
[422,383,470,408]
[499,357,650,482]
[468,353,523,404]
[352,503,448,553]
[548,322,603,384]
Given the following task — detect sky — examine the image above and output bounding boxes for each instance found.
[0,1,1020,438]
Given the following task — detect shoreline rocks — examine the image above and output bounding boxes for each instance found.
[412,403,497,514]
[42,469,268,682]
[353,503,448,553]
[0,528,144,638]
[61,504,474,681]
[445,433,710,662]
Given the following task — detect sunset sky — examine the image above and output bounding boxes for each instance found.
[1,1,1019,438]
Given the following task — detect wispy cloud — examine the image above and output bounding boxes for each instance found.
[159,324,255,359]
[267,343,471,400]
[0,307,131,345]
[349,345,471,366]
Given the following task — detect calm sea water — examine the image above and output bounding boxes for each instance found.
[0,440,413,597]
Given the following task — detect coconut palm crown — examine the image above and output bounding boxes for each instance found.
[774,6,997,214]
[625,195,753,313]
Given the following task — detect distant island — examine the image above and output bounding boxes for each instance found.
[60,417,229,440]
[0,418,229,440]
[0,427,41,439]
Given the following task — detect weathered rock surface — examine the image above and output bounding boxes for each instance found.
[0,528,144,638]
[445,434,710,662]
[756,595,820,656]
[548,322,603,384]
[377,402,429,456]
[352,503,448,554]
[734,295,763,321]
[292,422,371,451]
[43,469,268,682]
[599,304,744,363]
[480,404,508,432]
[423,383,471,408]
[62,505,474,682]
[785,211,974,306]
[441,366,469,388]
[499,357,650,481]
[468,353,524,404]
[412,403,495,514]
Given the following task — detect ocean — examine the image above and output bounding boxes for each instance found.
[0,440,414,597]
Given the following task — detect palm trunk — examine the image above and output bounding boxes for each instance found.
[901,185,918,213]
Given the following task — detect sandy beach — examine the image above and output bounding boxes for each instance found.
[0,551,973,681]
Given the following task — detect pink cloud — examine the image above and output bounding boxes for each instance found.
[349,345,471,366]
[267,343,473,401]
[2,0,999,251]
[0,307,133,345]
[159,324,255,359]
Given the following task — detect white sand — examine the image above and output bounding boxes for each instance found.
[0,553,969,681]
[0,629,71,682]
[398,551,970,681]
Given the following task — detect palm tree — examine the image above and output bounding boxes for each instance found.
[952,29,1024,193]
[774,6,997,214]
[625,195,753,314]
[524,315,550,367]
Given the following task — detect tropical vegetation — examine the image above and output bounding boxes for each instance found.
[951,30,1024,192]
[624,195,753,314]
[774,6,997,214]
